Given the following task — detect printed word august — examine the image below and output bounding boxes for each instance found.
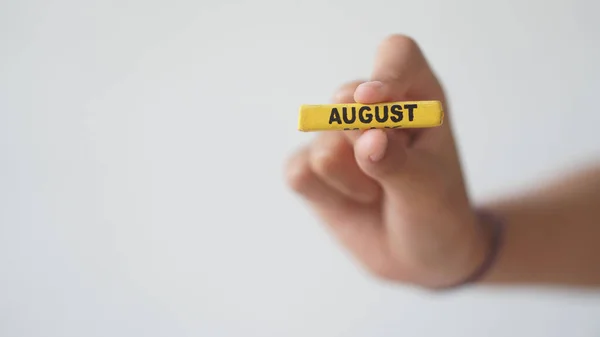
[328,104,417,125]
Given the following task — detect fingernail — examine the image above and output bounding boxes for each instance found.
[355,81,386,100]
[356,81,384,91]
[364,130,387,162]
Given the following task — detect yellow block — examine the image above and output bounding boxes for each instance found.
[298,101,444,131]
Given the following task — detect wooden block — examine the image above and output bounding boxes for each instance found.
[298,100,444,131]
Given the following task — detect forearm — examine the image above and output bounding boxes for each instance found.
[478,163,600,287]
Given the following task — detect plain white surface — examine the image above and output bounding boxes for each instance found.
[2,0,600,336]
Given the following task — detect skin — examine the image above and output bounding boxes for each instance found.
[285,34,600,290]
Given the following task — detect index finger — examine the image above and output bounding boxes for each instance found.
[355,34,444,104]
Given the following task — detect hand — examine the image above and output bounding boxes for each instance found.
[285,35,491,289]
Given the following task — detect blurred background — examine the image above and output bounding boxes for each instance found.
[2,0,600,336]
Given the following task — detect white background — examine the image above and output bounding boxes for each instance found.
[2,0,600,336]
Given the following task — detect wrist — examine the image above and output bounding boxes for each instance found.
[435,209,506,290]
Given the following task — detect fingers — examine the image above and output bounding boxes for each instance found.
[286,146,352,208]
[287,79,384,206]
[309,132,381,204]
[285,145,392,278]
[348,36,423,181]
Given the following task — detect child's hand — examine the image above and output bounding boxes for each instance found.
[286,35,490,289]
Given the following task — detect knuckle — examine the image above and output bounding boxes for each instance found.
[310,133,347,176]
[365,259,396,280]
[285,150,313,193]
[310,147,341,176]
[333,79,364,102]
[358,250,399,281]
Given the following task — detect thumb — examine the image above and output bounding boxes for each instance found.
[354,129,412,185]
